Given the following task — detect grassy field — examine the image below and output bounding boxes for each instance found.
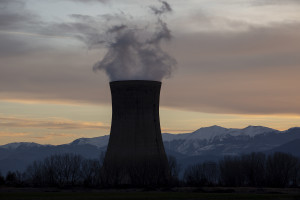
[0,188,300,200]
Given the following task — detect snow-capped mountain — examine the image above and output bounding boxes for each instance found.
[71,135,109,148]
[162,125,279,142]
[238,126,278,137]
[0,126,300,174]
[186,125,231,141]
[162,125,281,155]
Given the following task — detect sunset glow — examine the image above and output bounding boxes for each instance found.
[1,0,300,145]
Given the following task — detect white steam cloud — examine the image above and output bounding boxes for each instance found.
[93,1,176,81]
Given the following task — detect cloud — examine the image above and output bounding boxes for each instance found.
[0,0,40,31]
[0,0,49,56]
[161,128,193,133]
[0,116,109,130]
[44,14,105,49]
[1,1,300,116]
[0,131,90,145]
[1,22,300,116]
[160,22,300,115]
[150,0,172,15]
[251,0,300,6]
[28,133,81,140]
[66,0,108,3]
[0,132,29,137]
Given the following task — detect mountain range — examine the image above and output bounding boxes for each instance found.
[1,125,300,175]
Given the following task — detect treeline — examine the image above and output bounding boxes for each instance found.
[0,154,103,188]
[0,152,299,188]
[184,152,300,188]
[0,153,179,188]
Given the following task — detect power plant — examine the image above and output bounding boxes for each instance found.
[102,80,170,186]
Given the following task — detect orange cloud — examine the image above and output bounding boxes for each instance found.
[0,132,30,137]
[161,128,194,133]
[0,116,110,130]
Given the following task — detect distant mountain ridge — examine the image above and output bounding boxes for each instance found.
[70,135,110,148]
[0,142,45,150]
[1,125,300,174]
[162,125,282,156]
[162,125,278,141]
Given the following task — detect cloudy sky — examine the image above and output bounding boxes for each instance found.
[1,0,300,145]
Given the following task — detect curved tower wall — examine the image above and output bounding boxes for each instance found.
[103,80,170,185]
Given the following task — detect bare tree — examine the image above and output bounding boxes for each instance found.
[17,151,300,188]
[184,161,218,186]
[25,153,85,187]
[290,157,300,187]
[5,171,17,186]
[184,163,205,186]
[202,161,218,186]
[168,155,180,184]
[241,152,266,187]
[26,161,45,186]
[43,155,59,186]
[266,152,298,187]
[219,156,244,186]
[0,172,5,185]
[81,159,101,187]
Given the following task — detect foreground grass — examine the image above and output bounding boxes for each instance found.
[1,191,300,200]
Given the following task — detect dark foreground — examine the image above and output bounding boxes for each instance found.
[1,187,300,200]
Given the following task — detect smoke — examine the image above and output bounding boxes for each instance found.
[93,0,176,81]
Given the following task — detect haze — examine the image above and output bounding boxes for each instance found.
[1,0,300,145]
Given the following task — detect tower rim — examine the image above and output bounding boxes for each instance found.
[110,80,161,84]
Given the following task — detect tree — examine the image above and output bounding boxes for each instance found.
[168,155,180,184]
[43,155,59,186]
[25,153,85,187]
[201,161,218,186]
[290,157,300,187]
[0,172,5,185]
[219,156,244,186]
[266,152,298,187]
[26,160,46,186]
[184,161,218,186]
[184,163,204,186]
[241,152,266,186]
[81,159,102,187]
[5,171,17,186]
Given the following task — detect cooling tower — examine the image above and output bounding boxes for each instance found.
[102,80,170,186]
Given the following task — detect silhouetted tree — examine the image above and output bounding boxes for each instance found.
[297,158,300,187]
[168,155,181,185]
[26,160,46,186]
[290,157,300,187]
[202,161,218,186]
[0,172,5,185]
[265,152,298,187]
[184,161,218,186]
[184,164,206,186]
[43,155,59,186]
[241,152,266,187]
[81,159,101,187]
[219,156,244,186]
[5,171,18,186]
[25,153,85,187]
[6,151,300,188]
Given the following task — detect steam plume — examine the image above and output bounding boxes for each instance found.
[93,1,176,81]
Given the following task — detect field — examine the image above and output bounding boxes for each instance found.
[1,187,300,200]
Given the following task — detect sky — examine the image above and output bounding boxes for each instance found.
[1,0,300,145]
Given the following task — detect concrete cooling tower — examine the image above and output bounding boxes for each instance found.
[102,80,170,186]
